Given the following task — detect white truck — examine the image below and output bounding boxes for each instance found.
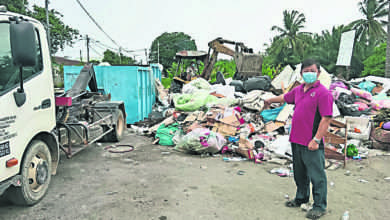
[0,6,126,205]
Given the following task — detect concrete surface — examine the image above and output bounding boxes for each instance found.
[0,130,389,220]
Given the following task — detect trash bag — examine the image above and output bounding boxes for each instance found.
[170,79,183,93]
[182,84,198,94]
[175,128,226,154]
[337,93,356,105]
[268,135,292,159]
[329,81,348,91]
[174,91,217,111]
[336,102,370,116]
[215,71,226,85]
[260,104,286,123]
[229,80,246,93]
[371,100,390,110]
[373,93,390,101]
[155,123,179,146]
[243,76,272,92]
[342,144,359,157]
[351,87,372,101]
[187,78,210,90]
[210,84,235,99]
[358,80,376,93]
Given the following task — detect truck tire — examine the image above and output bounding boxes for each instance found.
[5,140,52,206]
[103,110,125,142]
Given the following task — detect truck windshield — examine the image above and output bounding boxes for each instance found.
[0,23,18,94]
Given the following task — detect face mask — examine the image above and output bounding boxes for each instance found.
[302,72,317,84]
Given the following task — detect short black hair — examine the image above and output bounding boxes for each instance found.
[301,59,320,72]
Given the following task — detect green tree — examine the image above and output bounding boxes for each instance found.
[381,0,390,78]
[268,10,312,66]
[1,0,80,54]
[149,32,197,71]
[29,5,80,54]
[362,43,386,76]
[0,0,27,14]
[349,0,388,50]
[102,49,135,65]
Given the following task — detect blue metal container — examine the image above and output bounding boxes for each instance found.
[63,64,162,124]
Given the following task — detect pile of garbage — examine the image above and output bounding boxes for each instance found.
[133,66,390,170]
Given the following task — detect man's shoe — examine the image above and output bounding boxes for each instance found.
[285,200,305,208]
[306,209,326,219]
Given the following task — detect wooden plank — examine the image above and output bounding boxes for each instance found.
[324,137,346,145]
[324,147,345,160]
[330,119,346,128]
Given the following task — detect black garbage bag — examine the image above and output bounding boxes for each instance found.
[215,71,226,85]
[229,80,246,93]
[336,101,370,116]
[170,79,183,93]
[337,93,356,105]
[243,75,272,92]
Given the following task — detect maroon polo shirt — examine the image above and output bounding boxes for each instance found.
[284,81,333,147]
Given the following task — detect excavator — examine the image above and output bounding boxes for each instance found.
[170,38,265,93]
[200,37,263,80]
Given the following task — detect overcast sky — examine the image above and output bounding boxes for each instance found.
[30,0,363,62]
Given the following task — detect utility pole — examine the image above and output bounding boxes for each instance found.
[80,50,83,63]
[145,48,148,65]
[45,0,51,52]
[119,47,122,64]
[86,35,90,63]
[157,41,160,64]
[385,0,390,78]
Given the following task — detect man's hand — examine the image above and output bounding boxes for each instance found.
[264,99,271,109]
[308,139,319,151]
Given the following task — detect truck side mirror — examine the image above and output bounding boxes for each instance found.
[10,21,37,67]
[9,21,37,107]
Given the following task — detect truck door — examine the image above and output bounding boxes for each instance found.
[0,22,55,183]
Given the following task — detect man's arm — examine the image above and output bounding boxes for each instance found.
[308,116,332,151]
[315,116,332,140]
[265,94,285,105]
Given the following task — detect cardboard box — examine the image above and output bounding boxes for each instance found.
[213,123,237,136]
[265,121,285,133]
[237,137,255,159]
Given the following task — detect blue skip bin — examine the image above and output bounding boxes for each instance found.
[64,64,162,124]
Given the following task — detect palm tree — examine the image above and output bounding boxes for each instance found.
[382,0,390,78]
[350,0,388,49]
[269,10,311,66]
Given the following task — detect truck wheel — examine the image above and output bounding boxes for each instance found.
[6,140,52,206]
[103,110,125,142]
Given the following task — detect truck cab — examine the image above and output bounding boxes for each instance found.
[0,7,59,205]
[0,6,126,206]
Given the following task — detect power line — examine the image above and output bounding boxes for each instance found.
[75,0,120,48]
[89,46,103,57]
[90,38,117,51]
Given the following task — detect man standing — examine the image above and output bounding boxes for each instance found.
[265,59,333,219]
[186,61,198,80]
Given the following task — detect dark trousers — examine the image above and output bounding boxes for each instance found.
[291,143,327,211]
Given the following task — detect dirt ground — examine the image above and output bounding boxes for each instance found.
[1,130,389,220]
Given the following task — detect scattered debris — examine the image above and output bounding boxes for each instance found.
[104,145,134,153]
[237,170,246,175]
[301,203,313,212]
[135,72,390,176]
[358,179,369,183]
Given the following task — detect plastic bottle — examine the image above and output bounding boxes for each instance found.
[341,211,349,220]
